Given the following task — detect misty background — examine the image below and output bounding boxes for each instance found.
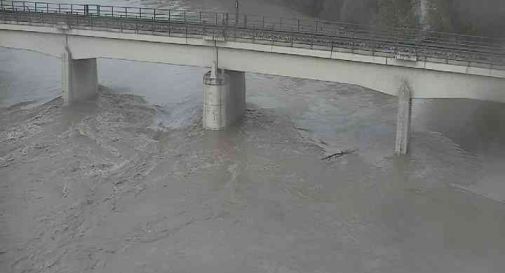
[273,0,505,37]
[1,0,505,272]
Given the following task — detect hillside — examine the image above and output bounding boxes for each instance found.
[274,0,505,37]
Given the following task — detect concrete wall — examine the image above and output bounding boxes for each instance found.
[203,70,246,130]
[219,47,505,102]
[62,47,98,105]
[395,82,412,155]
[203,71,229,130]
[226,70,246,124]
[0,27,66,57]
[1,24,504,103]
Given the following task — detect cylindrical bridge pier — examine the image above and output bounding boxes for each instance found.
[203,70,246,130]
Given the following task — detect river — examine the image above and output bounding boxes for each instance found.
[1,1,505,272]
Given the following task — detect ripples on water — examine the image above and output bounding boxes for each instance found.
[1,0,505,271]
[0,0,504,197]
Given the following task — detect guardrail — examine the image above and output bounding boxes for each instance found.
[1,0,504,69]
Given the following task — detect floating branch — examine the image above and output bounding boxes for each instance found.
[321,149,356,160]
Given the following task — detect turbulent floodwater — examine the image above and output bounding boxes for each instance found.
[1,0,505,272]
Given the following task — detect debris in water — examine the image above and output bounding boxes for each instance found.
[321,149,356,160]
[295,127,310,132]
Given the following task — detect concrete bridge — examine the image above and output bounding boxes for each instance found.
[1,1,505,154]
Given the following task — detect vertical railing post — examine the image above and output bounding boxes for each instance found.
[111,6,113,17]
[168,9,171,36]
[297,19,300,32]
[70,4,73,14]
[89,5,93,27]
[124,7,127,19]
[371,34,375,56]
[153,8,156,20]
[1,0,4,21]
[139,7,142,19]
[13,0,17,21]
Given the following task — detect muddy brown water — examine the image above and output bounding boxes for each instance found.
[1,1,505,272]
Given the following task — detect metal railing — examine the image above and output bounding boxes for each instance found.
[1,0,504,69]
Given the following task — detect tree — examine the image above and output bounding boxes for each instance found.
[429,0,505,36]
[426,0,455,32]
[376,0,419,29]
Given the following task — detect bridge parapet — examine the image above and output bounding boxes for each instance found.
[1,0,504,71]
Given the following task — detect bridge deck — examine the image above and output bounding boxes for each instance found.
[1,0,505,70]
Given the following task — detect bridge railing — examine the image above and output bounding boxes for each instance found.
[1,0,504,69]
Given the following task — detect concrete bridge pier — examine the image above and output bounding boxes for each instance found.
[395,82,413,155]
[62,47,98,105]
[203,69,246,130]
